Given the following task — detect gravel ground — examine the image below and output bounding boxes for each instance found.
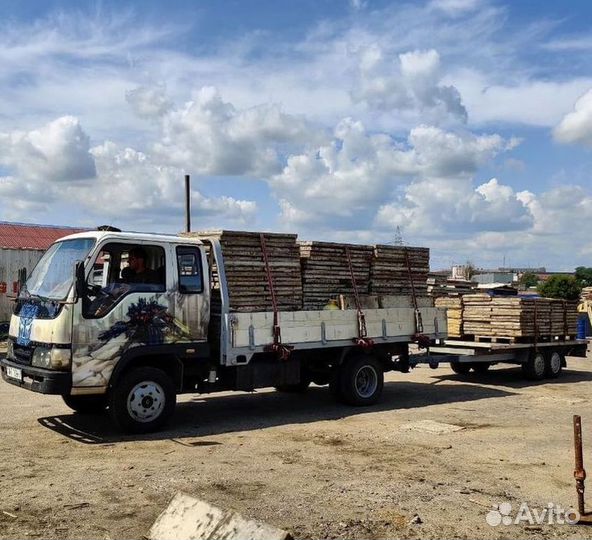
[1,351,592,539]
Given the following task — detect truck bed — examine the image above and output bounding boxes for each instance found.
[223,305,446,365]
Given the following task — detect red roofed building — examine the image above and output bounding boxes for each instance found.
[0,222,89,321]
[0,222,87,251]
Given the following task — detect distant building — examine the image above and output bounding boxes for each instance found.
[474,272,515,285]
[0,222,87,321]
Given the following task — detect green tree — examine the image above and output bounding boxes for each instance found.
[575,267,592,287]
[465,260,476,280]
[537,275,582,300]
[519,271,538,288]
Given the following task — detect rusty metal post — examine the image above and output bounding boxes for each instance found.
[185,174,191,233]
[574,415,587,516]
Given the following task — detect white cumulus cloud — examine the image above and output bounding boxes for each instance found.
[153,87,318,177]
[271,119,517,232]
[352,47,467,124]
[0,116,96,183]
[553,89,592,147]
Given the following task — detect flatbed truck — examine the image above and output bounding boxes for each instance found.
[0,230,445,433]
[0,229,587,433]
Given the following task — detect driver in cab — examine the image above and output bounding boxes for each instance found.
[125,247,160,285]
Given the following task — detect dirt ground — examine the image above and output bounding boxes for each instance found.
[1,351,592,540]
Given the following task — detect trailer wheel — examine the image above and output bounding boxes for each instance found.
[108,367,176,434]
[521,351,546,380]
[544,350,563,378]
[450,362,471,375]
[338,355,384,406]
[472,362,491,374]
[62,394,107,414]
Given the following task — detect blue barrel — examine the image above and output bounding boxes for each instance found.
[577,314,589,339]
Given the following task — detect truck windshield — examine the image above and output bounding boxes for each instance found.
[24,238,96,301]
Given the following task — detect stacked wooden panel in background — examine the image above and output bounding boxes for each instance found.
[370,246,429,296]
[194,230,303,312]
[434,297,463,337]
[299,242,374,310]
[427,274,477,297]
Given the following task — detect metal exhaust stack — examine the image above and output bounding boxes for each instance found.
[185,174,191,233]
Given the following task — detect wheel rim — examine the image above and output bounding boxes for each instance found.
[355,365,378,398]
[533,353,545,377]
[550,352,562,374]
[127,381,165,423]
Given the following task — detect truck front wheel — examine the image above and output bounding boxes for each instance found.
[108,367,176,434]
[62,394,107,414]
[337,355,384,406]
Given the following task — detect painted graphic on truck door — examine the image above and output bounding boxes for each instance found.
[71,242,209,388]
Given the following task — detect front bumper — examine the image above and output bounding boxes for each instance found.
[0,356,71,394]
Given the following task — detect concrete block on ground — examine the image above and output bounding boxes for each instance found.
[148,492,291,540]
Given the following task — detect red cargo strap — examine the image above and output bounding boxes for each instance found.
[404,247,429,348]
[260,233,292,360]
[345,247,373,348]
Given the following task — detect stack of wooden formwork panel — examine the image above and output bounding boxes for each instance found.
[193,230,303,312]
[370,246,430,296]
[434,297,463,337]
[461,294,493,336]
[490,297,552,337]
[448,294,578,340]
[299,241,373,310]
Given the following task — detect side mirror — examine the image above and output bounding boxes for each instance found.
[17,267,27,296]
[75,261,86,300]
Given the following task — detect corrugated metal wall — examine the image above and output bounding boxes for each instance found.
[0,248,45,321]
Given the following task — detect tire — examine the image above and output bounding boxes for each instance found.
[522,351,546,380]
[62,394,107,414]
[108,367,176,434]
[472,362,491,374]
[450,362,471,375]
[544,350,563,378]
[337,355,384,406]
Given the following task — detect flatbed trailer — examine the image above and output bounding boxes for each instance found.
[410,338,588,379]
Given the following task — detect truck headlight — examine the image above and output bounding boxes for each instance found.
[32,346,71,370]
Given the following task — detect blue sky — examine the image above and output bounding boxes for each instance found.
[0,0,591,270]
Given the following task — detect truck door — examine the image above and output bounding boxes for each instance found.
[70,242,168,389]
[172,245,210,341]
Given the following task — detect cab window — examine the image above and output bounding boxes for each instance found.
[177,246,203,294]
[83,243,166,318]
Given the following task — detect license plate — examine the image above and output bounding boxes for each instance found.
[6,366,22,381]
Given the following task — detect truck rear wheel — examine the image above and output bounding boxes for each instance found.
[450,362,471,375]
[544,350,563,378]
[337,354,384,406]
[62,394,107,414]
[522,351,546,380]
[472,362,491,374]
[108,367,176,434]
